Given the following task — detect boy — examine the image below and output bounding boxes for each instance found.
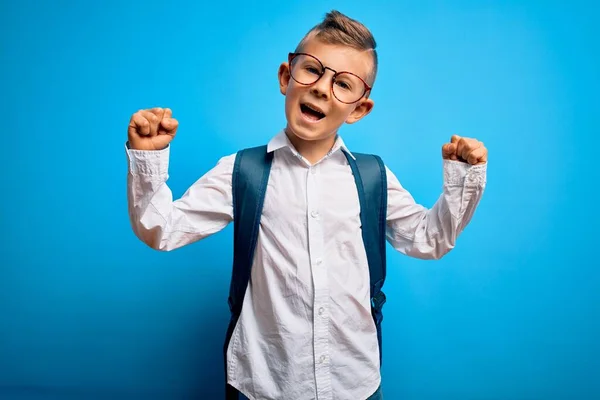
[125,10,487,400]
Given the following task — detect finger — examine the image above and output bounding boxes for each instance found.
[149,107,165,119]
[163,108,172,119]
[456,138,469,159]
[139,110,160,136]
[149,107,166,134]
[441,143,451,158]
[159,118,178,134]
[466,141,483,161]
[442,143,458,161]
[451,134,461,144]
[458,138,480,161]
[476,146,487,164]
[466,146,487,165]
[129,111,151,136]
[441,143,456,159]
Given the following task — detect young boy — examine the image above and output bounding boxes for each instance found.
[125,10,487,400]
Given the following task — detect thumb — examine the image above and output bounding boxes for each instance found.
[150,133,174,151]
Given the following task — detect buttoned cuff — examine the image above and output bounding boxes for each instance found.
[125,141,170,176]
[443,159,487,187]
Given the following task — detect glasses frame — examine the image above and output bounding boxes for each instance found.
[288,52,372,104]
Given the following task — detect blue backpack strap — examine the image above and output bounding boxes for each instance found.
[343,150,388,365]
[224,145,273,399]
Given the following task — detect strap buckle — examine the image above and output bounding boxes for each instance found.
[371,290,386,312]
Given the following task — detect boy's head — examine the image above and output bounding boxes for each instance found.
[278,10,378,144]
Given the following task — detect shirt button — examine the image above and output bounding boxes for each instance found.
[311,210,319,218]
[311,168,317,175]
[315,258,322,266]
[319,355,327,363]
[318,307,325,315]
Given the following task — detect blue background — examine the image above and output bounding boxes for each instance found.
[1,0,598,399]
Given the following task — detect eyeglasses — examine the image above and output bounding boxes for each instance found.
[288,52,372,104]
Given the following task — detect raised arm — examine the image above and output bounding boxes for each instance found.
[385,135,487,259]
[126,107,234,251]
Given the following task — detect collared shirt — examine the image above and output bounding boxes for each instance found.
[126,130,487,400]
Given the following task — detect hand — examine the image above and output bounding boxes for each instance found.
[442,135,487,165]
[128,107,179,151]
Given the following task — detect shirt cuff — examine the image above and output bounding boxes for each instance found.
[125,141,170,176]
[443,159,487,187]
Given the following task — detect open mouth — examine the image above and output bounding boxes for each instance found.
[300,102,326,122]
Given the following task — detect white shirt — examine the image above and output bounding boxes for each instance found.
[126,130,487,400]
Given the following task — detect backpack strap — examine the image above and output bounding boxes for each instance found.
[343,150,388,366]
[224,145,273,399]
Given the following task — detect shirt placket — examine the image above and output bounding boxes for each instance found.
[306,163,332,400]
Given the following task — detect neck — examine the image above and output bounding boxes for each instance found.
[285,128,338,165]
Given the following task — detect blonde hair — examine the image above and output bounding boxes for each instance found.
[295,10,378,86]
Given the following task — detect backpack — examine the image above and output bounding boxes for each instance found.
[224,145,388,399]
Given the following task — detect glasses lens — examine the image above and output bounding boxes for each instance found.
[332,72,366,103]
[290,54,322,85]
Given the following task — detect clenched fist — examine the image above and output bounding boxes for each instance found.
[128,107,179,151]
[442,135,487,165]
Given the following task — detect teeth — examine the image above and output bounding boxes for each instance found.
[304,103,324,115]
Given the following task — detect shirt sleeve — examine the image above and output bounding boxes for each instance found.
[385,159,487,259]
[126,143,235,251]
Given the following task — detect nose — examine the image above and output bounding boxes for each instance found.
[310,70,334,99]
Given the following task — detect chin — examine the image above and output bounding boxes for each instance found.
[286,121,333,143]
[286,114,340,143]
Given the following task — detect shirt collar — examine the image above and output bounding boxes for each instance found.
[267,130,356,160]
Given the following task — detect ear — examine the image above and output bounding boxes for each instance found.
[278,62,291,96]
[345,97,375,124]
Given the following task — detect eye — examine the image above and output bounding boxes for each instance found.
[335,80,352,91]
[305,66,321,75]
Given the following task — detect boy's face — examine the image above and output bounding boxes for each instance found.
[278,38,375,143]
